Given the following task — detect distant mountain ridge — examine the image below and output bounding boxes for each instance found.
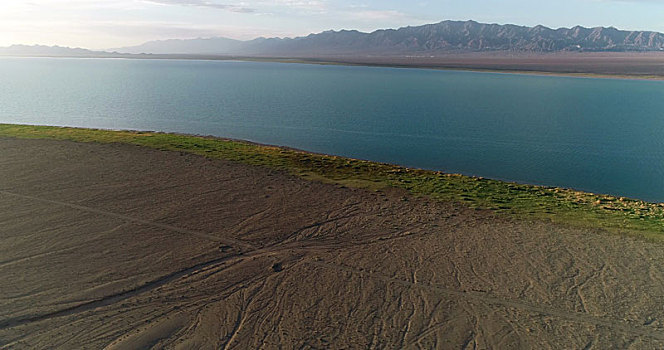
[112,20,664,56]
[3,20,664,58]
[0,44,116,57]
[109,37,245,55]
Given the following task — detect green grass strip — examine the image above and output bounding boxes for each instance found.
[2,123,663,236]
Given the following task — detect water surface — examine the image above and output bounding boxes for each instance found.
[1,57,663,201]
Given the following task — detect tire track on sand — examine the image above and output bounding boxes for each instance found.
[0,254,242,331]
[310,261,664,341]
[0,190,254,250]
[0,241,329,331]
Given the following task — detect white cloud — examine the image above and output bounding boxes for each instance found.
[349,10,411,21]
[142,0,255,13]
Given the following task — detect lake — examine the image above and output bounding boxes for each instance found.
[1,57,663,202]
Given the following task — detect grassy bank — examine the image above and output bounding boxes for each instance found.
[2,123,663,236]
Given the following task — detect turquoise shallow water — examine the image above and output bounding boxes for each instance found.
[1,57,663,202]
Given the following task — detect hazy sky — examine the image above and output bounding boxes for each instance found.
[1,0,663,50]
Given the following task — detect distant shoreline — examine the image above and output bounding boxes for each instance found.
[2,52,664,81]
[230,57,664,81]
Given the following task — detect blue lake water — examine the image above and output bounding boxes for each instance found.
[1,57,663,202]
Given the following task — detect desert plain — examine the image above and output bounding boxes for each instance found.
[2,136,664,349]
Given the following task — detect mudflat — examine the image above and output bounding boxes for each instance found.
[282,52,664,79]
[1,137,664,349]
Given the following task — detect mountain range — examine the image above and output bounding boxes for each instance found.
[111,20,664,56]
[3,20,664,58]
[0,44,116,57]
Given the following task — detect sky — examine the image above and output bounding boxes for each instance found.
[1,0,663,50]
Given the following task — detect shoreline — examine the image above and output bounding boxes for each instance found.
[233,57,664,82]
[1,123,663,236]
[2,53,664,81]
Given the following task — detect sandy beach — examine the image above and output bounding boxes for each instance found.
[2,137,664,348]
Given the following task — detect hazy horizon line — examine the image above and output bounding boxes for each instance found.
[3,19,664,52]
